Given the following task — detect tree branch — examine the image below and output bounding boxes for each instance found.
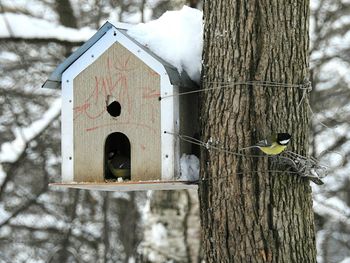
[0,37,84,46]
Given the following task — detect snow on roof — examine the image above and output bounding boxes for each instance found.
[43,7,202,90]
[128,6,203,83]
[43,21,191,89]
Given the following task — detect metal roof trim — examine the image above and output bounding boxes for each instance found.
[42,22,113,89]
[42,21,196,90]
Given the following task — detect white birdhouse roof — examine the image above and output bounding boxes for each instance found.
[42,21,195,90]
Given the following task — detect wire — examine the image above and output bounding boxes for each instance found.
[166,131,290,160]
[160,79,312,99]
[166,131,327,184]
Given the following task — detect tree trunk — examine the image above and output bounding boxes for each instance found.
[55,0,77,28]
[103,192,110,263]
[115,192,142,262]
[199,1,316,262]
[140,190,201,262]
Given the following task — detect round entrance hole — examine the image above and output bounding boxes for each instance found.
[107,100,121,117]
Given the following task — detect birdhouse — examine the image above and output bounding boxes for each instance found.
[43,22,199,191]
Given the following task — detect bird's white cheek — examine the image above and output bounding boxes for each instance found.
[280,139,290,145]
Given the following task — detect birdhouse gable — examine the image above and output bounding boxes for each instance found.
[45,22,199,191]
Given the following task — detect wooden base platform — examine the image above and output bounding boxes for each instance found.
[50,180,198,192]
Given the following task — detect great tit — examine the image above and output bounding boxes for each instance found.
[107,151,131,179]
[241,133,291,155]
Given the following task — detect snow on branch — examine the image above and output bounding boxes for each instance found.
[340,258,350,263]
[0,98,61,164]
[0,13,95,43]
[0,36,86,46]
[313,195,350,224]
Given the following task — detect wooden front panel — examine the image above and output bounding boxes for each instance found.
[73,43,161,182]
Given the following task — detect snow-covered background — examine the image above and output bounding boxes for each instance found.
[0,0,349,262]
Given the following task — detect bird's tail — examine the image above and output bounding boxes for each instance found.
[308,177,324,185]
[239,145,259,151]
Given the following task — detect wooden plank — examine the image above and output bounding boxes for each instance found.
[73,43,161,182]
[50,181,198,192]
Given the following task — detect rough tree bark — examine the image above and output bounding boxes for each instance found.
[199,1,316,262]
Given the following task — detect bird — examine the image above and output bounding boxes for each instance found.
[241,133,292,155]
[107,151,131,180]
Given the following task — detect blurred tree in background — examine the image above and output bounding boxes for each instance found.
[0,0,349,262]
[310,1,350,262]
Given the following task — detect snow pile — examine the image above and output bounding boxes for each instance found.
[128,6,203,83]
[0,13,95,42]
[151,222,168,247]
[179,154,199,181]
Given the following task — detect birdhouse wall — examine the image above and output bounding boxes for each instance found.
[72,43,162,182]
[179,87,199,155]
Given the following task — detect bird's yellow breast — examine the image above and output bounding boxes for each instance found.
[259,143,287,155]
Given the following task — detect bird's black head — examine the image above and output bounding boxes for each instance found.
[277,133,291,145]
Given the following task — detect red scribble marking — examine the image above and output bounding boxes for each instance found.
[113,53,138,72]
[142,86,160,99]
[85,121,157,133]
[147,68,159,77]
[73,52,160,132]
[74,55,135,121]
[73,103,90,120]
